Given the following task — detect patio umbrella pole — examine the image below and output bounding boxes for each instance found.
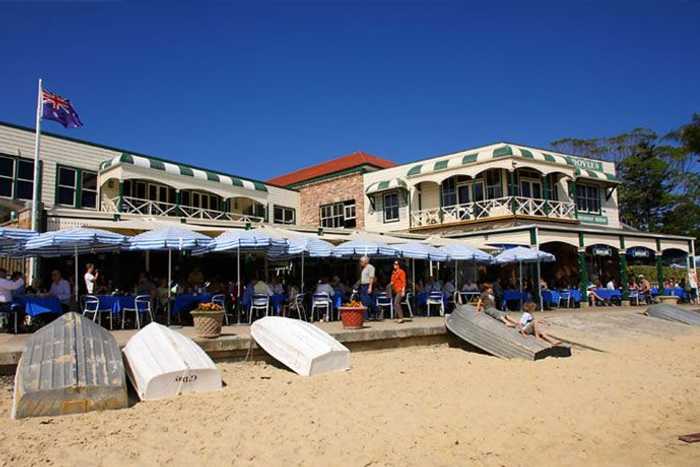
[74,245,79,303]
[236,246,241,324]
[301,253,305,293]
[167,249,172,326]
[519,260,523,311]
[412,258,415,294]
[536,258,543,312]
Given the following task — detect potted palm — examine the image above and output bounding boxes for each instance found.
[190,302,225,338]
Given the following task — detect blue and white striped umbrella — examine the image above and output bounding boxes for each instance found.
[439,244,493,263]
[197,229,287,254]
[268,235,333,259]
[332,238,398,258]
[23,227,128,257]
[494,246,555,312]
[493,246,555,264]
[0,227,38,256]
[127,226,212,251]
[394,242,449,261]
[127,226,213,325]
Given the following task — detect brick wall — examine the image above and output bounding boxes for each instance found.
[298,173,365,228]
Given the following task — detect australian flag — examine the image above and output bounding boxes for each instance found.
[41,89,83,128]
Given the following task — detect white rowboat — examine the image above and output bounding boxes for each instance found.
[250,317,350,376]
[122,323,222,401]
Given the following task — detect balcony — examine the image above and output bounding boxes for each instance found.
[100,196,265,224]
[410,196,576,228]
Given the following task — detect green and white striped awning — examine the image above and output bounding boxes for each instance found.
[404,143,618,182]
[574,168,619,183]
[365,178,408,195]
[99,153,268,192]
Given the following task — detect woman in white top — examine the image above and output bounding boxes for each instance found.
[84,263,99,295]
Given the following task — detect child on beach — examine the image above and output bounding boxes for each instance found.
[517,302,562,346]
[476,282,518,327]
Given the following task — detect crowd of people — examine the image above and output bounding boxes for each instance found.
[0,252,697,332]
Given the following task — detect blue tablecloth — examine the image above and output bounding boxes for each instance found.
[173,293,212,315]
[97,295,135,314]
[13,296,63,317]
[270,293,286,314]
[503,290,531,302]
[544,289,583,306]
[594,288,622,301]
[651,287,686,299]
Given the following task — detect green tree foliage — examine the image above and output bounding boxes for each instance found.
[551,115,699,248]
[617,142,674,231]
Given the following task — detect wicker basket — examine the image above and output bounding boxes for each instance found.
[190,310,225,338]
[339,306,366,329]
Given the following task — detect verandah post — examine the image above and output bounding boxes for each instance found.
[655,238,664,288]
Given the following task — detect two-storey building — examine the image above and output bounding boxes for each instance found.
[362,142,696,290]
[0,121,299,233]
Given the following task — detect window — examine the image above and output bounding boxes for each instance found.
[383,192,400,222]
[320,200,356,228]
[57,167,77,206]
[0,155,35,200]
[56,166,97,208]
[576,184,601,213]
[519,178,542,199]
[274,205,296,224]
[182,191,223,212]
[81,171,97,208]
[343,204,356,221]
[441,178,457,206]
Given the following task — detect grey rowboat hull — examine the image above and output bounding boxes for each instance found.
[646,304,700,326]
[446,305,570,360]
[12,312,128,419]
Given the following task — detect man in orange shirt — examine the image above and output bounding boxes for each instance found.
[391,260,407,323]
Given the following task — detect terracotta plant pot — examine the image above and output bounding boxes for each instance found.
[339,306,366,329]
[190,309,224,338]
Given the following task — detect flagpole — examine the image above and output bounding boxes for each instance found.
[29,78,43,284]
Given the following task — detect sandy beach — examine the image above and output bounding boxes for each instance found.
[1,314,699,467]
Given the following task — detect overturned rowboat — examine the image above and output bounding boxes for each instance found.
[12,312,128,419]
[446,305,570,360]
[645,304,700,326]
[122,323,222,401]
[250,317,350,376]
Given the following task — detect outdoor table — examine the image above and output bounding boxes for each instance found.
[503,290,530,302]
[172,293,213,316]
[663,287,686,299]
[13,295,63,318]
[594,288,622,301]
[543,289,582,307]
[97,295,135,314]
[270,293,287,315]
[542,289,559,306]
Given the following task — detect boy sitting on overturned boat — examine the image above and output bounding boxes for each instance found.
[517,302,561,346]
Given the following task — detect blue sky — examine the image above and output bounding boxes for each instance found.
[1,1,698,180]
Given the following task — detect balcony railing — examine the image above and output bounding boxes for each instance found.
[410,196,576,227]
[101,196,265,224]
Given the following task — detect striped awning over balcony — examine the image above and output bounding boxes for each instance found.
[405,143,618,183]
[99,153,268,192]
[574,168,619,183]
[365,178,408,195]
